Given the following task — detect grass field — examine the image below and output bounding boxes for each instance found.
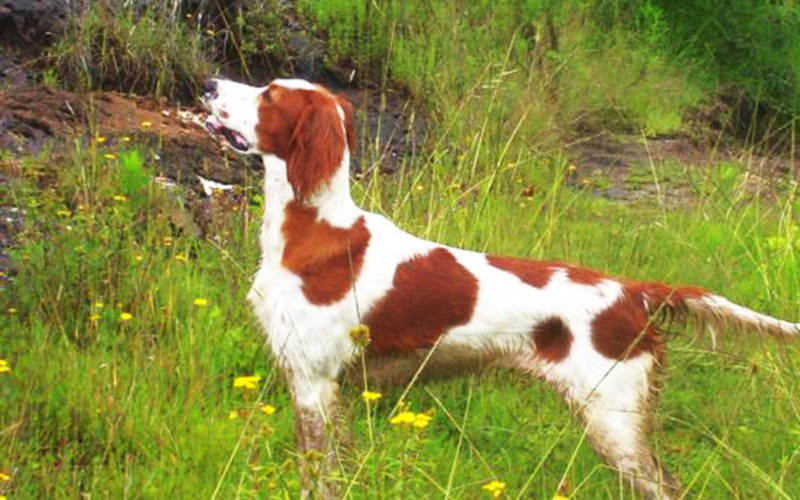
[1,98,799,499]
[3,0,800,498]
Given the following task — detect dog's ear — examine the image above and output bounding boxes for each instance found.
[337,94,355,154]
[287,98,346,201]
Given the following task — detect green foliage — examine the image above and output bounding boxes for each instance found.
[48,1,212,100]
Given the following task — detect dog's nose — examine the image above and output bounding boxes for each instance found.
[203,78,218,96]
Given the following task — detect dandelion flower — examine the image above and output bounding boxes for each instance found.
[93,301,104,309]
[174,254,188,263]
[261,404,276,415]
[119,312,133,322]
[141,120,153,128]
[133,254,144,262]
[228,410,239,420]
[481,480,506,498]
[567,163,578,174]
[104,153,117,160]
[193,298,208,307]
[89,314,102,322]
[233,375,261,390]
[361,391,382,402]
[0,359,10,373]
[95,136,107,143]
[6,308,16,314]
[553,495,570,500]
[162,236,173,245]
[0,471,9,481]
[122,136,131,142]
[56,209,71,217]
[113,195,127,202]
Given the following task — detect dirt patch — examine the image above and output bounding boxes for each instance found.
[567,133,796,205]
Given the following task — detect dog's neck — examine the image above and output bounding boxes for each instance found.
[258,153,360,259]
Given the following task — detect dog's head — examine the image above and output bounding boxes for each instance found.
[202,78,354,200]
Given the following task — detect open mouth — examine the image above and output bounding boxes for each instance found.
[204,116,250,152]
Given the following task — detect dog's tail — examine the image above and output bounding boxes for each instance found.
[632,282,800,343]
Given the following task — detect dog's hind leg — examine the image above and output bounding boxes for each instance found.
[528,349,682,500]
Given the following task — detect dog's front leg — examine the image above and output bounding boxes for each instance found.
[289,371,340,499]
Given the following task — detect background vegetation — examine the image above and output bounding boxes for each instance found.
[2,0,800,498]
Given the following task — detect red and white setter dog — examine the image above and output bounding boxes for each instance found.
[202,77,799,499]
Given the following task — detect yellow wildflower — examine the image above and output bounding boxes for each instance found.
[133,254,144,262]
[553,495,570,500]
[141,120,153,128]
[162,236,173,245]
[233,374,261,390]
[361,390,382,402]
[95,136,107,143]
[6,308,16,314]
[0,359,10,373]
[93,301,104,309]
[1,494,6,500]
[56,209,71,217]
[119,312,133,322]
[261,404,276,415]
[412,413,432,428]
[174,254,188,263]
[228,410,239,420]
[389,411,416,426]
[193,298,208,307]
[89,314,102,322]
[481,480,506,498]
[348,324,371,347]
[104,153,117,160]
[0,472,9,481]
[567,163,577,174]
[113,195,127,202]
[122,136,131,142]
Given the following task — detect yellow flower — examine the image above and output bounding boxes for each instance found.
[193,298,208,307]
[1,494,7,500]
[89,314,102,322]
[261,404,276,415]
[104,153,117,160]
[56,209,71,217]
[174,254,188,263]
[141,120,153,128]
[133,254,144,262]
[95,136,107,143]
[228,410,239,420]
[412,413,432,428]
[553,495,570,500]
[233,374,261,390]
[567,163,578,174]
[361,390,382,402]
[482,480,506,498]
[162,236,173,245]
[119,312,133,322]
[7,308,17,314]
[113,195,127,202]
[0,471,9,481]
[122,136,131,142]
[349,324,371,347]
[0,359,10,373]
[389,411,416,426]
[93,301,104,309]
[205,29,215,36]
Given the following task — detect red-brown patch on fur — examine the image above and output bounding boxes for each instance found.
[567,265,605,285]
[487,256,554,288]
[256,85,352,200]
[591,288,659,360]
[364,248,478,355]
[531,317,573,362]
[281,201,370,305]
[591,283,707,360]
